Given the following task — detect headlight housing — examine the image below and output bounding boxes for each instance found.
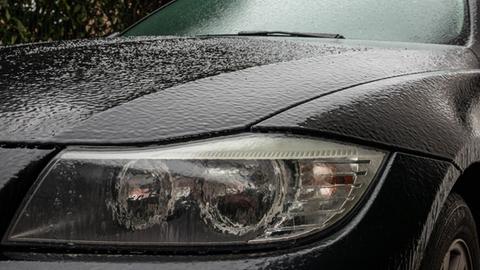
[4,134,386,247]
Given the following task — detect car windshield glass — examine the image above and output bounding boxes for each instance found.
[122,0,468,45]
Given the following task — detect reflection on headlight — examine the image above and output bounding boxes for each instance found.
[5,134,386,247]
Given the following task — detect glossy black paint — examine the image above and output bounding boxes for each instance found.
[254,70,480,170]
[0,38,477,145]
[0,153,461,269]
[52,43,479,146]
[0,37,372,142]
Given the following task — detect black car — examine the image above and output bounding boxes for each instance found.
[1,0,480,269]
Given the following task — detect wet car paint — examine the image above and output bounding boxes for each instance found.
[0,37,370,142]
[0,38,477,145]
[253,70,480,171]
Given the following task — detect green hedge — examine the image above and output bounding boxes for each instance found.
[0,0,168,45]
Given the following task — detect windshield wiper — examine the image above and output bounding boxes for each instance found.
[197,31,345,39]
[237,31,345,39]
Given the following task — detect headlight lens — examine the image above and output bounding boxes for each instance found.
[4,134,385,247]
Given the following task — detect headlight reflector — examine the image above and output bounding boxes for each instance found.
[5,134,385,247]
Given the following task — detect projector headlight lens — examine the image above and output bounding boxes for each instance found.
[4,134,386,247]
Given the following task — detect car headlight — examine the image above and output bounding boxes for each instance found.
[4,134,386,247]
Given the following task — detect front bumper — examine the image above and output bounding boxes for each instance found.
[0,150,459,269]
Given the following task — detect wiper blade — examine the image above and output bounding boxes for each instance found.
[197,31,345,39]
[237,31,345,39]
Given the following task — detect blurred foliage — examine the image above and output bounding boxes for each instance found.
[0,0,169,45]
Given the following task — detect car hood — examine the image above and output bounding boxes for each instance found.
[0,36,477,145]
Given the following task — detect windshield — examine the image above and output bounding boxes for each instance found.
[123,0,468,45]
